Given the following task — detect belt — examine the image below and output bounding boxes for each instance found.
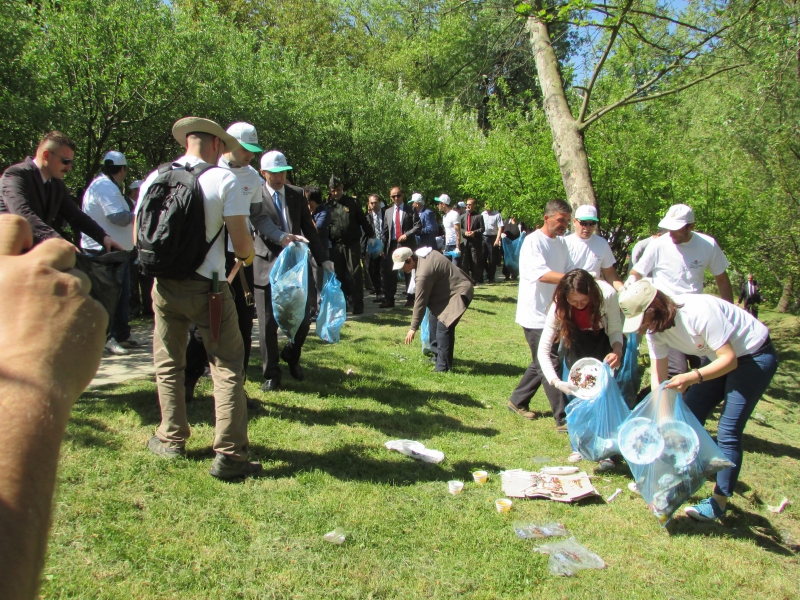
[739,336,772,361]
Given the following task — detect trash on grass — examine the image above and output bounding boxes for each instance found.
[448,480,464,494]
[535,537,606,576]
[606,488,623,503]
[495,498,513,513]
[472,470,488,485]
[500,469,599,503]
[513,522,569,539]
[323,528,346,544]
[768,498,790,514]
[385,440,445,464]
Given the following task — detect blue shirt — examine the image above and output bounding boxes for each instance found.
[313,204,331,248]
[416,207,438,248]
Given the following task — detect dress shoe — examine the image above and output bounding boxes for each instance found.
[404,299,414,307]
[352,307,364,315]
[555,423,569,434]
[507,402,536,420]
[379,301,395,308]
[261,379,280,392]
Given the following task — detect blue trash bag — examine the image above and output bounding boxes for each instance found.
[617,382,735,527]
[317,270,347,344]
[565,363,631,462]
[420,309,434,356]
[269,242,309,343]
[366,237,384,258]
[615,333,641,408]
[501,231,526,274]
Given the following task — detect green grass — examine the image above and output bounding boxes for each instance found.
[43,284,800,599]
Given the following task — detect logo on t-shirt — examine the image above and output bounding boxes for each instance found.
[688,259,702,270]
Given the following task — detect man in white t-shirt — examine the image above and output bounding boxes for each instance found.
[508,199,573,430]
[481,204,504,283]
[627,230,664,275]
[628,203,733,376]
[564,204,622,293]
[437,194,461,268]
[136,117,261,481]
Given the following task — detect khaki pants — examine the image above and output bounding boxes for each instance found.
[152,278,249,460]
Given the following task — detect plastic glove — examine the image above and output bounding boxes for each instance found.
[552,379,578,395]
[322,260,335,273]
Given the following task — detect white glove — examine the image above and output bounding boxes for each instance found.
[552,379,578,395]
[322,260,335,273]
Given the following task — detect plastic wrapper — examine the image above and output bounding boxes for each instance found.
[317,270,346,344]
[323,527,346,544]
[618,383,735,526]
[513,522,569,539]
[615,333,641,408]
[420,309,434,356]
[535,537,605,576]
[74,250,130,335]
[269,242,309,343]
[501,231,526,275]
[384,439,445,463]
[366,237,384,258]
[565,363,631,462]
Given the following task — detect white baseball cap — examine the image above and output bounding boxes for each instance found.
[457,201,466,208]
[658,204,695,231]
[619,280,659,333]
[574,204,598,221]
[129,179,143,190]
[103,151,127,166]
[411,193,424,204]
[226,122,263,153]
[260,150,292,173]
[436,194,451,206]
[392,246,414,270]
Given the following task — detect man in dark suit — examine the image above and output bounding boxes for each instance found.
[0,131,121,252]
[251,151,333,392]
[460,197,484,282]
[738,273,762,318]
[380,186,419,308]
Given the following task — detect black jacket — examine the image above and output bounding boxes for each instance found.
[460,210,484,244]
[381,204,418,250]
[0,157,107,246]
[328,195,374,245]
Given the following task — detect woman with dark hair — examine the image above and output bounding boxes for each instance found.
[618,280,778,522]
[537,269,624,469]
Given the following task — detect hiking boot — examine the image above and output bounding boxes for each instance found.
[507,402,536,420]
[105,338,128,356]
[148,435,185,459]
[685,497,726,522]
[555,424,569,434]
[209,454,263,481]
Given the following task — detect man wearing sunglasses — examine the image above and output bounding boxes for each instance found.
[564,204,622,293]
[0,131,122,252]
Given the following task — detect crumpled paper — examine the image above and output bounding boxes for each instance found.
[385,440,445,464]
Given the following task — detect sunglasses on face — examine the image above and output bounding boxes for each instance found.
[390,194,403,199]
[53,152,74,166]
[578,220,596,227]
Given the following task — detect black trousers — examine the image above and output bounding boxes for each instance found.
[367,252,383,295]
[482,235,500,282]
[185,254,255,382]
[508,327,567,425]
[254,282,313,381]
[462,238,483,282]
[431,314,462,372]
[331,242,364,311]
[382,240,411,303]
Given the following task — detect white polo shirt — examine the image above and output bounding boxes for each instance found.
[516,229,572,329]
[564,232,616,279]
[137,155,247,279]
[219,155,263,252]
[647,294,769,361]
[632,231,729,296]
[443,210,460,245]
[82,174,133,251]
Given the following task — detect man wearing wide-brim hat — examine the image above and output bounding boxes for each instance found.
[135,116,262,481]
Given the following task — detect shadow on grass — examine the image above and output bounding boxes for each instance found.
[64,415,121,450]
[742,433,800,460]
[668,507,796,556]
[473,294,517,305]
[454,359,526,378]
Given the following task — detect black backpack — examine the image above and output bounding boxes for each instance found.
[136,162,223,279]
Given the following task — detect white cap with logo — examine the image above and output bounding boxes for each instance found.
[658,204,695,231]
[410,193,424,204]
[103,151,127,166]
[226,122,263,153]
[392,246,414,270]
[574,204,598,221]
[129,179,143,190]
[436,194,451,206]
[619,280,659,333]
[260,150,292,173]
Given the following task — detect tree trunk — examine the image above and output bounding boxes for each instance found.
[526,17,596,210]
[775,274,794,313]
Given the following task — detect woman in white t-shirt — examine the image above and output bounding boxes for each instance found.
[619,280,778,522]
[537,269,624,469]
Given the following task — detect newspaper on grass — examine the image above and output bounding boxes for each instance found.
[385,440,445,464]
[500,469,600,502]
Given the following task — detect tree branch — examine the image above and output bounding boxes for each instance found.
[587,3,712,33]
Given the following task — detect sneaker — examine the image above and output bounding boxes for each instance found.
[209,453,263,481]
[119,336,143,348]
[147,435,185,459]
[598,458,615,472]
[105,338,128,356]
[568,452,582,463]
[507,402,536,420]
[555,424,568,434]
[685,497,725,522]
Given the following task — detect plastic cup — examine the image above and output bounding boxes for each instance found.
[448,480,464,494]
[495,498,513,513]
[472,470,488,485]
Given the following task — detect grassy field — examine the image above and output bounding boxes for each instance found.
[42,284,800,599]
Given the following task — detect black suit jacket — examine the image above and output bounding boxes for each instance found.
[253,182,328,287]
[460,210,484,244]
[0,157,107,246]
[381,204,418,250]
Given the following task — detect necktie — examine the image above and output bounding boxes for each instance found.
[273,191,288,232]
[395,207,401,240]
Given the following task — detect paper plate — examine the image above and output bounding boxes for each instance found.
[542,466,580,475]
[568,358,604,400]
[659,420,700,469]
[618,417,665,466]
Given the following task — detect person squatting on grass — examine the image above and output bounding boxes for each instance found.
[398,245,474,372]
[536,269,624,470]
[618,280,778,522]
[0,215,108,600]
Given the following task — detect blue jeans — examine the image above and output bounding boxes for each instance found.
[683,343,778,497]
